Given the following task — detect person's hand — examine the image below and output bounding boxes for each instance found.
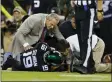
[24,45,33,51]
[70,0,75,8]
[61,48,70,56]
[97,11,103,21]
[103,54,111,63]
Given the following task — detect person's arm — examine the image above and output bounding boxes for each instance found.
[97,0,103,21]
[65,48,72,73]
[15,15,41,50]
[53,26,65,40]
[97,0,103,10]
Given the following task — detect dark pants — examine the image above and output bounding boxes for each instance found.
[75,6,95,71]
[99,17,112,55]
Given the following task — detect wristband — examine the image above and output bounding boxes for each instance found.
[97,9,103,12]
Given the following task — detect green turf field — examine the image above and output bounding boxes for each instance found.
[1,70,111,81]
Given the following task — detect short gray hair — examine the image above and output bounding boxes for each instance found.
[47,13,60,22]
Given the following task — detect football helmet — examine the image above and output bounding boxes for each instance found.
[44,50,63,66]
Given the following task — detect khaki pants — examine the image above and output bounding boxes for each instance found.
[93,38,112,72]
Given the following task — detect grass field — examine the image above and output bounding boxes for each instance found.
[1,70,111,81]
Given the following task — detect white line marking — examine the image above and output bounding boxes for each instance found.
[60,74,110,78]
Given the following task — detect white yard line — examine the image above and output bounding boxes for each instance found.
[60,74,110,78]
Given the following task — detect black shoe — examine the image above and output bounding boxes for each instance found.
[2,55,14,70]
[70,56,87,74]
[87,60,96,74]
[72,65,88,74]
[87,67,96,74]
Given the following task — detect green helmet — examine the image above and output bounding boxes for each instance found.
[44,50,63,66]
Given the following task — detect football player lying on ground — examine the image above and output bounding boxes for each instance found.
[66,34,112,73]
[2,42,70,72]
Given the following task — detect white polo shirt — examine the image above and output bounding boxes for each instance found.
[66,34,98,52]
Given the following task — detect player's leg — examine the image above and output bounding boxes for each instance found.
[70,54,88,74]
[2,52,21,70]
[93,38,112,72]
[2,52,13,70]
